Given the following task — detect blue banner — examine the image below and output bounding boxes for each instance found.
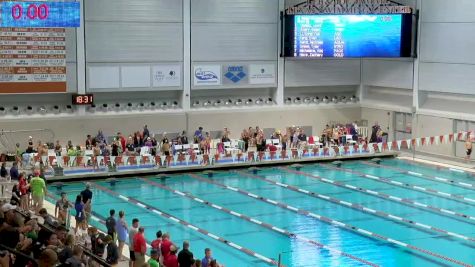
[1,1,80,28]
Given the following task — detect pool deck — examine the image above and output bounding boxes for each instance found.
[46,151,398,182]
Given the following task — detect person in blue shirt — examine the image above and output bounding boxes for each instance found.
[9,162,19,181]
[194,127,204,144]
[201,248,224,267]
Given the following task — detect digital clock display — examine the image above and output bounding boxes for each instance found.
[0,1,80,28]
[72,94,94,105]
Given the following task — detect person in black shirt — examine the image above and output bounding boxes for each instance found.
[111,141,119,157]
[178,241,194,267]
[104,235,119,265]
[0,162,7,178]
[179,131,189,145]
[90,228,106,258]
[105,209,116,238]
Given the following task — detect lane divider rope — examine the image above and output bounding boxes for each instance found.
[235,171,474,243]
[138,177,379,267]
[89,182,280,266]
[398,157,475,177]
[187,174,474,267]
[321,164,475,206]
[362,161,475,190]
[282,168,475,224]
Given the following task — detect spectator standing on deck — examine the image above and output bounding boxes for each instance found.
[115,211,128,261]
[106,209,117,241]
[128,218,139,267]
[9,162,19,181]
[30,170,47,213]
[18,172,29,210]
[55,192,70,226]
[80,183,93,224]
[178,241,194,267]
[465,137,473,161]
[133,227,146,267]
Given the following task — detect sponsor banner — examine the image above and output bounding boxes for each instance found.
[193,65,221,86]
[153,64,181,87]
[249,64,276,85]
[223,65,248,85]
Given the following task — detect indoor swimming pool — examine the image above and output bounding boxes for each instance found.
[47,158,475,267]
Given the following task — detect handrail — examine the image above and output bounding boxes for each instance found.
[0,243,38,267]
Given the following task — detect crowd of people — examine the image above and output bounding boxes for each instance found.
[15,122,364,163]
[1,167,225,267]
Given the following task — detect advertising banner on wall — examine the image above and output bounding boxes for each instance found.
[153,64,181,87]
[193,65,221,86]
[249,64,276,85]
[223,65,248,85]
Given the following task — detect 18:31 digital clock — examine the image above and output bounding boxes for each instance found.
[0,1,80,28]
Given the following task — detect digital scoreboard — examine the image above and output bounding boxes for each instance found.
[0,1,80,28]
[284,14,413,58]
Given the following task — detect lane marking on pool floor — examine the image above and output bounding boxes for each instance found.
[89,182,279,266]
[321,164,475,206]
[235,171,474,243]
[361,161,475,191]
[138,178,379,267]
[188,174,474,267]
[282,168,475,224]
[398,157,475,176]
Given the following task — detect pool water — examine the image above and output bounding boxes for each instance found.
[48,158,475,267]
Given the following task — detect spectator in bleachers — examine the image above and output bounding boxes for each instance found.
[38,248,58,267]
[133,131,143,148]
[39,208,55,228]
[90,227,106,260]
[58,234,74,264]
[104,234,119,266]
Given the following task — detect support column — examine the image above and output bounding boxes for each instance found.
[76,0,86,115]
[182,0,191,111]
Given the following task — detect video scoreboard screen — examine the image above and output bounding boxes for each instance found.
[0,1,80,28]
[284,14,413,58]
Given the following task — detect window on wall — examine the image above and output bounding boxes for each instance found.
[395,112,412,142]
[455,120,475,158]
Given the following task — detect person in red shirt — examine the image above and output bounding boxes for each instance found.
[160,233,173,260]
[133,227,147,267]
[151,230,162,254]
[18,173,29,210]
[118,132,126,152]
[163,245,178,267]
